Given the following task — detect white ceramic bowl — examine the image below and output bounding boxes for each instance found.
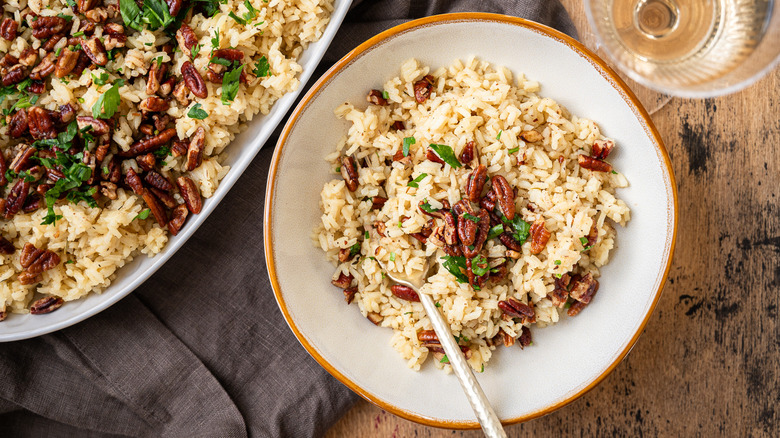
[265,13,677,428]
[0,0,352,342]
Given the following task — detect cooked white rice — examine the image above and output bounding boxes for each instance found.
[1,0,333,314]
[314,58,631,372]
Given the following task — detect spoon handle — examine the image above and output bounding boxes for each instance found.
[418,292,507,438]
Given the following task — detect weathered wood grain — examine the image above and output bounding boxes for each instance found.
[326,1,780,435]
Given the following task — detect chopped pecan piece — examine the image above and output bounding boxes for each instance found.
[29,53,55,80]
[213,48,244,61]
[141,188,168,225]
[331,272,353,289]
[518,326,532,349]
[426,148,445,165]
[18,48,37,67]
[3,180,30,218]
[81,37,108,66]
[343,286,357,304]
[0,236,14,255]
[31,16,67,40]
[585,222,599,248]
[501,329,515,347]
[19,243,60,285]
[592,139,614,160]
[479,189,496,212]
[28,107,56,140]
[0,152,6,187]
[10,146,35,173]
[99,181,117,200]
[442,211,458,245]
[144,171,173,191]
[135,153,156,171]
[7,109,29,138]
[567,300,589,317]
[390,121,404,130]
[146,60,166,95]
[491,175,515,220]
[27,80,45,94]
[185,126,205,171]
[373,220,386,237]
[55,47,79,78]
[459,141,475,166]
[0,18,18,41]
[176,24,198,56]
[366,89,387,106]
[550,273,571,308]
[167,204,189,236]
[181,61,208,98]
[122,128,177,157]
[165,0,184,16]
[2,64,27,87]
[417,330,438,343]
[139,96,169,113]
[149,187,177,209]
[465,164,487,202]
[338,247,355,263]
[498,297,535,320]
[528,219,550,255]
[176,176,202,214]
[462,210,490,259]
[173,80,190,106]
[371,196,387,210]
[578,155,612,172]
[413,75,434,103]
[29,296,65,312]
[569,273,598,304]
[520,130,543,143]
[76,116,111,136]
[454,201,477,247]
[71,51,92,77]
[366,312,383,325]
[390,284,419,302]
[77,0,100,12]
[339,156,359,191]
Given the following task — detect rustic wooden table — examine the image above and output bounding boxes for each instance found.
[326,1,780,436]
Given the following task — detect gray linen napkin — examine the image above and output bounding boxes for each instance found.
[0,1,576,436]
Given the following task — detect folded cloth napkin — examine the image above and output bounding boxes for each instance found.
[0,1,575,436]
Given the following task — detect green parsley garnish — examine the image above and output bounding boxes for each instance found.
[487,224,504,240]
[54,47,62,57]
[507,147,520,154]
[480,364,485,373]
[349,242,361,258]
[407,172,427,188]
[470,254,489,276]
[428,144,462,168]
[441,255,468,283]
[554,260,561,265]
[65,260,75,264]
[134,209,151,220]
[253,55,271,78]
[56,13,73,21]
[382,90,389,99]
[419,200,437,214]
[611,170,618,174]
[440,354,449,364]
[462,213,480,223]
[499,212,530,244]
[73,31,84,37]
[91,71,109,86]
[402,136,415,157]
[496,130,502,140]
[389,252,396,262]
[142,0,174,30]
[435,302,442,308]
[364,230,369,239]
[191,44,201,57]
[92,79,123,119]
[187,103,209,119]
[221,64,243,104]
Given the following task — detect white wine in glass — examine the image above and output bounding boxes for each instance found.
[585,0,780,97]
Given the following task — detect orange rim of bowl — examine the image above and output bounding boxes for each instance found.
[264,12,678,429]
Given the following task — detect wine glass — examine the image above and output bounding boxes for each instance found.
[583,0,780,99]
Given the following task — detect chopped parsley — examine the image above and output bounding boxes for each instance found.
[428,144,462,168]
[499,212,530,244]
[91,71,109,85]
[580,236,593,251]
[480,364,485,373]
[92,79,123,119]
[554,260,562,265]
[507,147,520,154]
[435,302,442,308]
[191,43,201,57]
[407,172,427,188]
[210,30,220,55]
[441,255,468,283]
[440,354,449,364]
[462,213,480,223]
[119,0,144,32]
[349,242,361,258]
[228,1,257,25]
[65,260,75,264]
[73,31,84,37]
[54,47,62,57]
[364,230,369,239]
[611,170,618,174]
[389,252,396,261]
[487,224,503,240]
[221,64,243,104]
[471,255,489,276]
[419,200,437,214]
[382,90,389,99]
[134,209,151,220]
[496,130,502,140]
[253,55,271,77]
[153,145,171,159]
[143,0,175,30]
[56,13,74,21]
[187,103,209,119]
[402,136,415,157]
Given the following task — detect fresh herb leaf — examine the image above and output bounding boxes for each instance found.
[209,57,232,67]
[242,0,258,22]
[210,30,220,54]
[439,354,449,363]
[364,230,369,239]
[407,172,427,188]
[580,237,588,245]
[191,43,201,57]
[65,260,75,264]
[187,103,209,119]
[471,255,489,276]
[435,302,442,308]
[349,242,361,257]
[92,79,123,119]
[441,255,468,283]
[507,147,520,154]
[480,364,484,373]
[428,144,462,168]
[389,252,396,261]
[499,212,530,244]
[134,209,151,220]
[611,170,618,174]
[91,71,109,85]
[54,47,62,57]
[153,145,171,159]
[403,311,413,315]
[228,11,246,25]
[487,224,503,240]
[194,0,225,17]
[73,30,84,37]
[463,213,480,223]
[496,130,502,140]
[382,90,389,99]
[143,0,175,30]
[57,13,74,21]
[253,55,271,77]
[402,136,415,157]
[419,200,437,214]
[221,64,243,104]
[119,0,144,31]
[554,260,561,265]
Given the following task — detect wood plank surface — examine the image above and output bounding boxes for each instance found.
[326,1,780,436]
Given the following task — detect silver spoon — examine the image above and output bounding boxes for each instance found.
[371,232,507,438]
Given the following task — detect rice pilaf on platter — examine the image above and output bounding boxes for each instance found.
[315,58,631,372]
[0,0,333,319]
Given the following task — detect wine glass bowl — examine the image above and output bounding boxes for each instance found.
[584,0,780,97]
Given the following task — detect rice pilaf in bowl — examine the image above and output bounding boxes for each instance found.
[0,0,334,321]
[315,57,631,373]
